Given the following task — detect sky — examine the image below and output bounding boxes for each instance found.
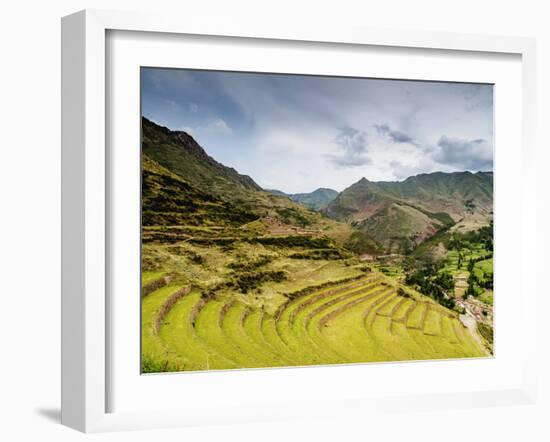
[141,68,493,194]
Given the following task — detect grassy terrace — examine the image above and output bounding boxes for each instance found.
[141,270,488,372]
[142,271,166,286]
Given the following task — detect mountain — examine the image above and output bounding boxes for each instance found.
[265,189,288,197]
[325,172,493,253]
[141,154,261,230]
[289,188,339,210]
[267,188,339,210]
[142,117,261,200]
[141,118,366,249]
[142,118,491,256]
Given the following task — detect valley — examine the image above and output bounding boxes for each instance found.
[141,118,494,373]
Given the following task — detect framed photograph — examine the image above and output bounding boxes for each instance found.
[61,9,537,432]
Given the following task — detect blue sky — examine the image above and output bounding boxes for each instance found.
[142,68,493,193]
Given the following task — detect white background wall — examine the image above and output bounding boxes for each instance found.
[0,1,547,440]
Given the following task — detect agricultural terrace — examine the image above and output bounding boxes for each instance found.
[141,267,487,372]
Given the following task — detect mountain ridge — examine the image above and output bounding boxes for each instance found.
[142,117,492,256]
[325,171,493,253]
[142,117,261,199]
[141,118,371,251]
[267,187,339,210]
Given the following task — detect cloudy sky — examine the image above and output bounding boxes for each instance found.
[141,68,493,194]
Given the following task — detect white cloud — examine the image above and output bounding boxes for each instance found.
[191,118,233,139]
[206,118,233,135]
[142,68,493,192]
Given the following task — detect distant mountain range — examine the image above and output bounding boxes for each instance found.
[142,117,493,254]
[267,188,339,210]
[325,172,493,253]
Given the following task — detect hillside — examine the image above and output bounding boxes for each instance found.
[142,117,261,200]
[142,155,259,231]
[141,118,490,373]
[142,270,487,372]
[141,118,367,249]
[267,187,339,210]
[325,172,493,253]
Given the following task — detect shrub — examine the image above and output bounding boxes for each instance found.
[405,265,455,308]
[275,207,312,227]
[397,287,411,298]
[227,255,274,271]
[230,271,287,294]
[478,323,494,344]
[141,356,181,373]
[250,235,333,249]
[344,231,383,255]
[187,251,205,265]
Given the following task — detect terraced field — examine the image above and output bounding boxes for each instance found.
[141,272,488,372]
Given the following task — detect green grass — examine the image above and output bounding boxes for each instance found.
[436,239,493,305]
[141,283,188,372]
[142,271,166,286]
[373,264,405,280]
[479,290,494,305]
[423,308,442,336]
[478,322,494,345]
[475,258,493,275]
[142,271,487,372]
[158,289,237,370]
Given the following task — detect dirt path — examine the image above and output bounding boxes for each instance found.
[459,314,485,352]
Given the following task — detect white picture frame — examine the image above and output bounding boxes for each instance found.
[61,9,537,433]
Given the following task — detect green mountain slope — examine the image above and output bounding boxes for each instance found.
[142,117,261,200]
[325,172,493,253]
[267,188,339,210]
[142,155,259,230]
[141,118,371,250]
[142,117,491,256]
[290,188,339,210]
[376,171,493,218]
